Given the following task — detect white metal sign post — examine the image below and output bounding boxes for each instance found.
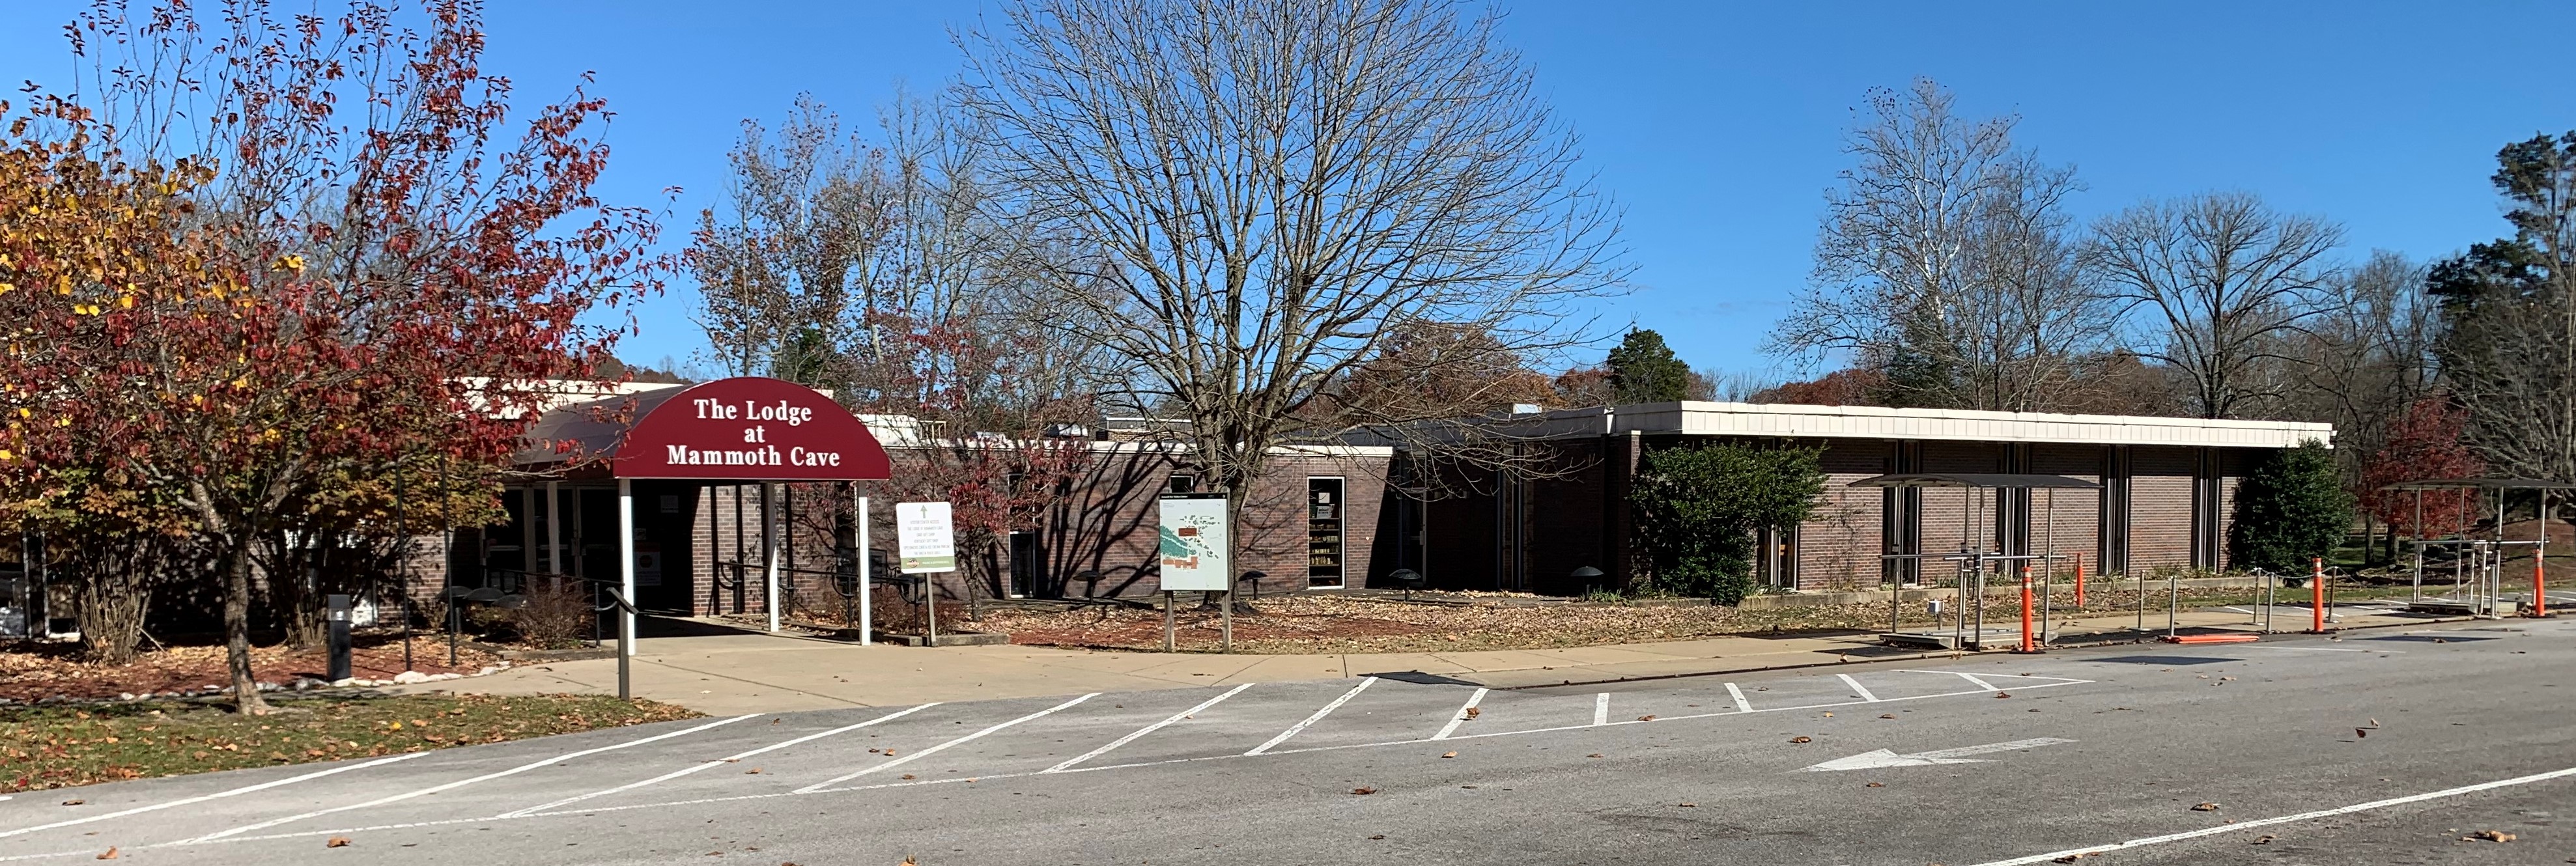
[1159,494,1232,652]
[897,502,955,645]
[855,491,871,646]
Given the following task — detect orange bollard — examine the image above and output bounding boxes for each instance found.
[2019,568,2036,652]
[2073,553,2086,608]
[2311,557,2326,632]
[2536,555,2547,618]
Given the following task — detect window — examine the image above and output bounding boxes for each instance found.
[1308,477,1346,588]
[1168,474,1196,494]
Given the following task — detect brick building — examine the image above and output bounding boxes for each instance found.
[433,389,2327,618]
[452,379,1392,618]
[1385,402,2332,596]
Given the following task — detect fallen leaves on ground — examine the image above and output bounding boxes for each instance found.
[1350,787,1376,795]
[0,639,502,703]
[954,584,2385,654]
[3,693,696,793]
[1789,737,1812,744]
[94,848,116,860]
[2467,830,2515,842]
[1864,782,1884,788]
[325,837,350,848]
[1439,751,1456,759]
[2252,835,2274,845]
[2191,802,2220,811]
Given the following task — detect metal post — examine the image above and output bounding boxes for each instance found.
[2411,490,2424,603]
[520,486,537,587]
[619,478,637,658]
[2043,489,2055,644]
[1221,589,1234,653]
[326,594,352,682]
[857,492,872,647]
[546,481,563,576]
[1162,590,1176,652]
[2311,557,2326,632]
[2018,568,2035,653]
[2073,552,2086,609]
[2496,491,2508,617]
[2538,492,2551,618]
[764,482,780,634]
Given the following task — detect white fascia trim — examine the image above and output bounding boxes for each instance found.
[1585,402,2332,449]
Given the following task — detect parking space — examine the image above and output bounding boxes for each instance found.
[0,663,2098,861]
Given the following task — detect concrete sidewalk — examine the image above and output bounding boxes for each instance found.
[397,602,2450,714]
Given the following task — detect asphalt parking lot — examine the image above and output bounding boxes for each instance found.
[6,619,2574,865]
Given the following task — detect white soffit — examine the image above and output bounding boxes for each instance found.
[1604,402,2332,449]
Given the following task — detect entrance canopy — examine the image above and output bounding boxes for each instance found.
[518,376,892,481]
[1848,473,2101,490]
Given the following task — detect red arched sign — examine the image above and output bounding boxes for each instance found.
[613,377,893,481]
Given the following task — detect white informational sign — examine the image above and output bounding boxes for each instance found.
[1157,494,1231,591]
[896,501,957,573]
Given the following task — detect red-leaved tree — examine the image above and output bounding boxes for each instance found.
[3,0,664,710]
[2361,397,2487,539]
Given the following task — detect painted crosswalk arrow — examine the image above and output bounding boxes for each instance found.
[1799,737,2075,772]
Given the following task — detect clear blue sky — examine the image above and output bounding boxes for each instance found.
[1,1,2566,382]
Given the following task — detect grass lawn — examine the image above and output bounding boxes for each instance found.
[1,693,698,794]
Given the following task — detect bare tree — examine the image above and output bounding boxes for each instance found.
[2085,191,2344,419]
[2282,251,2439,470]
[1773,79,2110,412]
[957,0,1622,525]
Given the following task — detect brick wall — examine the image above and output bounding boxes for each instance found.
[2129,446,2197,571]
[2030,444,2105,578]
[1796,440,1890,592]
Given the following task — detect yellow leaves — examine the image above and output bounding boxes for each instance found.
[272,254,306,272]
[119,295,135,310]
[0,449,12,461]
[0,282,12,295]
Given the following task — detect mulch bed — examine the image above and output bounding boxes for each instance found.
[0,636,503,704]
[962,583,2439,655]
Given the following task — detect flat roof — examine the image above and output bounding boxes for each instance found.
[1502,401,2334,449]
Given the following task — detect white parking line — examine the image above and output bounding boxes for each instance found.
[1836,673,1881,702]
[184,714,759,843]
[1245,678,1376,755]
[1592,693,1610,726]
[1432,688,1488,740]
[2237,645,2398,653]
[1045,684,1253,773]
[1725,682,1753,712]
[1964,764,2576,866]
[206,676,2100,850]
[797,693,1099,792]
[498,703,937,818]
[0,752,428,841]
[1947,671,2002,691]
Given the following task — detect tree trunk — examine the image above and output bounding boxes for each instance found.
[221,541,271,713]
[269,531,324,650]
